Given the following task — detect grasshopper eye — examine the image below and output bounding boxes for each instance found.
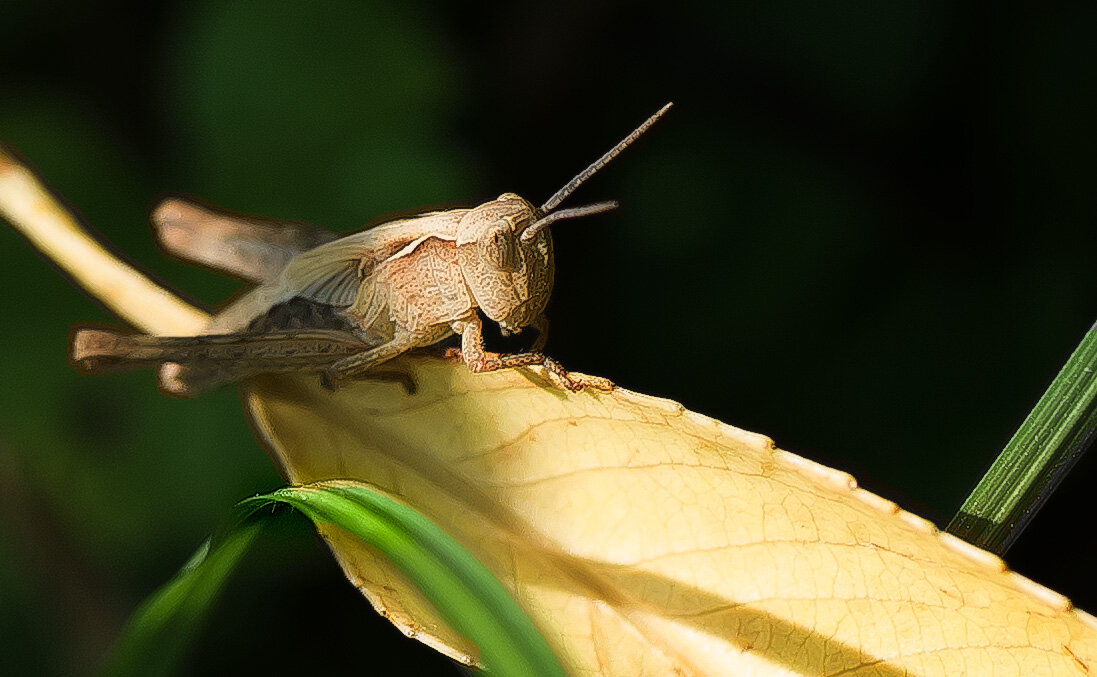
[479,222,517,271]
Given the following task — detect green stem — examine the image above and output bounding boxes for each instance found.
[947,319,1097,555]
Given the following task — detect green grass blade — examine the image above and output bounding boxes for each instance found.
[250,484,565,677]
[102,520,264,677]
[106,482,563,676]
[947,320,1097,554]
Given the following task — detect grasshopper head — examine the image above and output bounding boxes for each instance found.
[457,103,672,333]
[457,193,552,332]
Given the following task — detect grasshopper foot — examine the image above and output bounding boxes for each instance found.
[319,368,339,392]
[466,351,614,392]
[540,357,615,392]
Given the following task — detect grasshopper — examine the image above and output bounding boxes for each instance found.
[71,103,672,395]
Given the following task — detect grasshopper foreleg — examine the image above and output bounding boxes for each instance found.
[454,315,612,392]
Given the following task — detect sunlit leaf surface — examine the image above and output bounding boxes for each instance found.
[245,363,1097,675]
[4,142,1094,676]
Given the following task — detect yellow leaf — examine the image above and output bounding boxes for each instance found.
[4,147,1094,675]
[245,364,1097,676]
[0,153,208,336]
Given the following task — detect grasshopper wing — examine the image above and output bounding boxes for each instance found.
[152,197,336,283]
[281,209,465,307]
[208,209,465,332]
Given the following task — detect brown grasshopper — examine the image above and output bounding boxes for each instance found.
[71,103,672,395]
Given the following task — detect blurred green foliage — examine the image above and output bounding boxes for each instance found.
[2,1,1095,673]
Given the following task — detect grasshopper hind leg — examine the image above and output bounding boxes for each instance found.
[162,361,418,396]
[319,332,419,391]
[71,326,418,396]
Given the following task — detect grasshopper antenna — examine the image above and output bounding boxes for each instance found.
[521,201,618,243]
[539,101,673,213]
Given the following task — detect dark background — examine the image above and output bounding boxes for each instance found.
[2,1,1096,673]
